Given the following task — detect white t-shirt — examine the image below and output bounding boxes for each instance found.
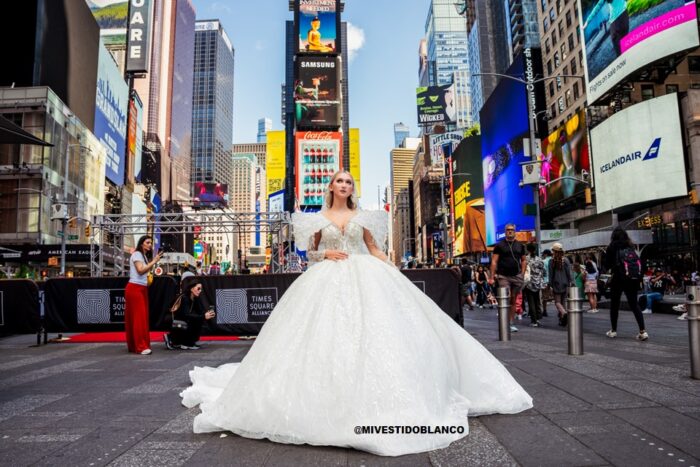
[129,251,149,286]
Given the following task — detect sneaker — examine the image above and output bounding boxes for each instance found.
[509,325,519,332]
[678,312,688,320]
[179,345,201,350]
[140,349,152,355]
[641,308,652,314]
[516,314,522,321]
[587,309,599,314]
[606,330,617,338]
[673,304,687,312]
[163,334,174,350]
[637,331,649,341]
[529,322,540,327]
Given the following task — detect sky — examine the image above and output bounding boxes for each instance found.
[191,0,429,209]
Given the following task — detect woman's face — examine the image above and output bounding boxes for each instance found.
[330,173,354,200]
[142,239,153,251]
[191,284,203,297]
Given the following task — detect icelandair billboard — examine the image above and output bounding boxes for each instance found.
[590,93,686,212]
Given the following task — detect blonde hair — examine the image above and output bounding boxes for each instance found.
[324,170,357,210]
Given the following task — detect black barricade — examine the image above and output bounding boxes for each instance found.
[403,269,461,321]
[172,269,460,336]
[43,277,179,332]
[0,280,41,335]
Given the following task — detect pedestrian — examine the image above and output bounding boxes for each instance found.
[541,249,553,316]
[548,243,573,327]
[488,223,527,333]
[474,265,488,308]
[523,243,545,327]
[164,280,216,350]
[125,235,163,355]
[639,268,674,314]
[458,260,475,311]
[573,263,585,295]
[584,255,599,313]
[603,227,649,340]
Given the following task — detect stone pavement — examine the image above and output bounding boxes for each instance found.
[0,305,699,467]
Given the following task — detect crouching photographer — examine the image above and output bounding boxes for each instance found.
[164,280,216,350]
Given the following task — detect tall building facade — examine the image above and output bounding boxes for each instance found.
[425,0,471,128]
[506,0,541,58]
[536,0,586,132]
[233,142,268,220]
[257,118,272,143]
[393,122,410,148]
[418,39,430,87]
[231,153,257,249]
[191,20,234,192]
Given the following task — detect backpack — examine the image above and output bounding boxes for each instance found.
[618,248,641,280]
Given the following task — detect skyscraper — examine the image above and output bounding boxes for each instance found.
[191,20,234,193]
[506,0,541,59]
[231,153,257,249]
[257,118,272,143]
[425,0,472,128]
[393,122,410,148]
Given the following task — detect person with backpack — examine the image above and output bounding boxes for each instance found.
[603,227,649,341]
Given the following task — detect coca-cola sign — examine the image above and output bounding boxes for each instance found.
[302,131,334,140]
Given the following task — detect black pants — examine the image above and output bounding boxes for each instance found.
[523,288,542,323]
[169,315,204,347]
[609,279,645,332]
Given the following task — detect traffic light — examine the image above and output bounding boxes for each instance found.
[84,225,91,237]
[584,187,592,205]
[690,188,699,205]
[68,218,77,228]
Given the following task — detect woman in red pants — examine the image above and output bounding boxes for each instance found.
[125,235,163,355]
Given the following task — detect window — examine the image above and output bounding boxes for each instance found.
[558,20,564,37]
[558,96,565,112]
[561,43,567,60]
[556,76,562,90]
[666,84,679,94]
[545,38,551,55]
[565,89,572,107]
[568,33,575,51]
[543,18,549,32]
[550,103,556,118]
[689,56,700,74]
[573,82,580,100]
[554,51,560,67]
[549,82,555,97]
[571,57,577,76]
[566,11,572,27]
[547,60,553,75]
[541,0,547,10]
[552,29,558,45]
[549,8,556,21]
[641,84,655,101]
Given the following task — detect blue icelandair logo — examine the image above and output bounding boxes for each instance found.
[600,138,662,173]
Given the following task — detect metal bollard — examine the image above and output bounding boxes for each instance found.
[566,286,584,355]
[687,286,700,379]
[496,286,511,341]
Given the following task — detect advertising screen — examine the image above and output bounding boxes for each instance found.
[94,40,128,185]
[193,182,229,208]
[266,131,286,195]
[539,109,590,208]
[429,131,464,165]
[416,84,456,125]
[294,56,340,129]
[591,93,686,212]
[480,54,535,245]
[129,92,144,184]
[296,0,339,54]
[349,128,361,197]
[579,0,699,103]
[295,131,342,207]
[451,136,486,256]
[88,0,128,45]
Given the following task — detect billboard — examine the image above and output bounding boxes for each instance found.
[480,53,535,245]
[295,131,342,207]
[125,0,154,73]
[193,182,229,208]
[296,0,339,54]
[128,91,144,184]
[349,128,361,197]
[579,0,700,103]
[539,109,590,208]
[416,84,456,125]
[591,93,686,212]
[294,56,341,129]
[95,40,128,185]
[88,0,128,46]
[266,130,286,195]
[451,136,486,256]
[429,131,464,165]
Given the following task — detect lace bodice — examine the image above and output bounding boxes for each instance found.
[291,210,388,265]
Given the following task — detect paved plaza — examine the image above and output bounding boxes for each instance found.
[0,306,699,466]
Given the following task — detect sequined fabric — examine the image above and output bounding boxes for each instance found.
[180,213,533,456]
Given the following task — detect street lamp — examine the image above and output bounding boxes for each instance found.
[473,72,585,253]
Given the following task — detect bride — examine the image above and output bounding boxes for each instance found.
[180,171,532,456]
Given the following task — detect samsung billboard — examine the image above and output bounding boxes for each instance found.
[591,93,686,212]
[579,0,699,104]
[95,40,128,185]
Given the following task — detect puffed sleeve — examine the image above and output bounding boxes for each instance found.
[353,210,389,253]
[291,212,328,265]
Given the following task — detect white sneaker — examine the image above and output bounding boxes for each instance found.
[606,330,617,338]
[587,309,599,314]
[673,304,687,312]
[678,312,688,320]
[637,331,649,341]
[509,325,519,333]
[140,349,152,355]
[641,308,652,314]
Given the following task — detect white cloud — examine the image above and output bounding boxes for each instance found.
[210,2,233,14]
[346,22,365,62]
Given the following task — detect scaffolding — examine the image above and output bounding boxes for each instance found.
[89,211,292,277]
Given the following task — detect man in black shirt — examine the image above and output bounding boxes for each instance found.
[489,223,527,332]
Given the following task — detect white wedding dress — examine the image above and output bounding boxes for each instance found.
[180,210,532,456]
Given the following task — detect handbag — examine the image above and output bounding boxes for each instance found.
[170,295,191,332]
[172,319,188,331]
[147,272,154,286]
